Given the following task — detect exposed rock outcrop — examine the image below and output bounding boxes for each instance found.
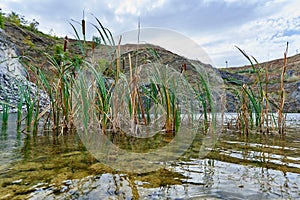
[0,28,49,113]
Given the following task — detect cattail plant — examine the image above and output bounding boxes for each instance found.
[63,36,68,52]
[230,45,289,135]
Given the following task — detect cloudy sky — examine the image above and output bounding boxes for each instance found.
[1,0,300,67]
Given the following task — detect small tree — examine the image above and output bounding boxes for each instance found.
[29,19,39,31]
[92,36,101,45]
[7,12,21,26]
[53,45,67,65]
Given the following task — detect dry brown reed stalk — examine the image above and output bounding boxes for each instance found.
[173,104,177,133]
[242,84,249,136]
[91,41,95,55]
[165,87,172,132]
[128,53,138,130]
[130,76,138,127]
[116,36,122,80]
[278,42,288,134]
[180,63,186,73]
[111,40,122,133]
[221,93,226,130]
[136,87,147,125]
[265,63,269,134]
[236,113,241,130]
[32,73,40,135]
[129,53,133,83]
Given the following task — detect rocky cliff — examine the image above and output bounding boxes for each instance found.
[0,28,48,112]
[219,54,300,112]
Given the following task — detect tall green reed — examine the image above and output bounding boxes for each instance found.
[1,99,9,127]
[236,46,264,131]
[16,95,22,130]
[22,85,35,132]
[192,70,214,131]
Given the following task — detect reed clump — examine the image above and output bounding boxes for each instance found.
[69,17,218,136]
[228,44,289,135]
[1,15,219,138]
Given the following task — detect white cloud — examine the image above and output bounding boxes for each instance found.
[105,0,166,16]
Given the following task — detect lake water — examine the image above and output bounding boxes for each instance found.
[0,114,299,199]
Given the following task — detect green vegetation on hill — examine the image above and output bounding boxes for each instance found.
[0,10,4,29]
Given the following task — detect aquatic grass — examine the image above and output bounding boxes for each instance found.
[70,15,118,133]
[74,72,90,134]
[73,63,115,134]
[225,86,250,135]
[21,43,80,133]
[34,66,56,126]
[192,64,216,132]
[16,95,23,130]
[91,63,113,132]
[242,84,261,127]
[231,45,289,135]
[21,58,55,132]
[193,78,210,130]
[140,82,160,125]
[110,57,191,134]
[46,54,76,130]
[1,99,9,127]
[149,64,179,133]
[22,85,36,132]
[236,47,264,131]
[32,75,41,135]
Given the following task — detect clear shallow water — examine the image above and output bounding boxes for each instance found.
[0,114,300,199]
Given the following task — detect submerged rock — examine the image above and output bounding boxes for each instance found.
[0,29,49,113]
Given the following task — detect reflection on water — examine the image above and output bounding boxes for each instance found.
[0,115,23,171]
[0,114,300,199]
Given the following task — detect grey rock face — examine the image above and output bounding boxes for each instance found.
[0,30,25,77]
[0,29,49,113]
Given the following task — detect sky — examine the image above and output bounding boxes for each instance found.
[1,0,300,68]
